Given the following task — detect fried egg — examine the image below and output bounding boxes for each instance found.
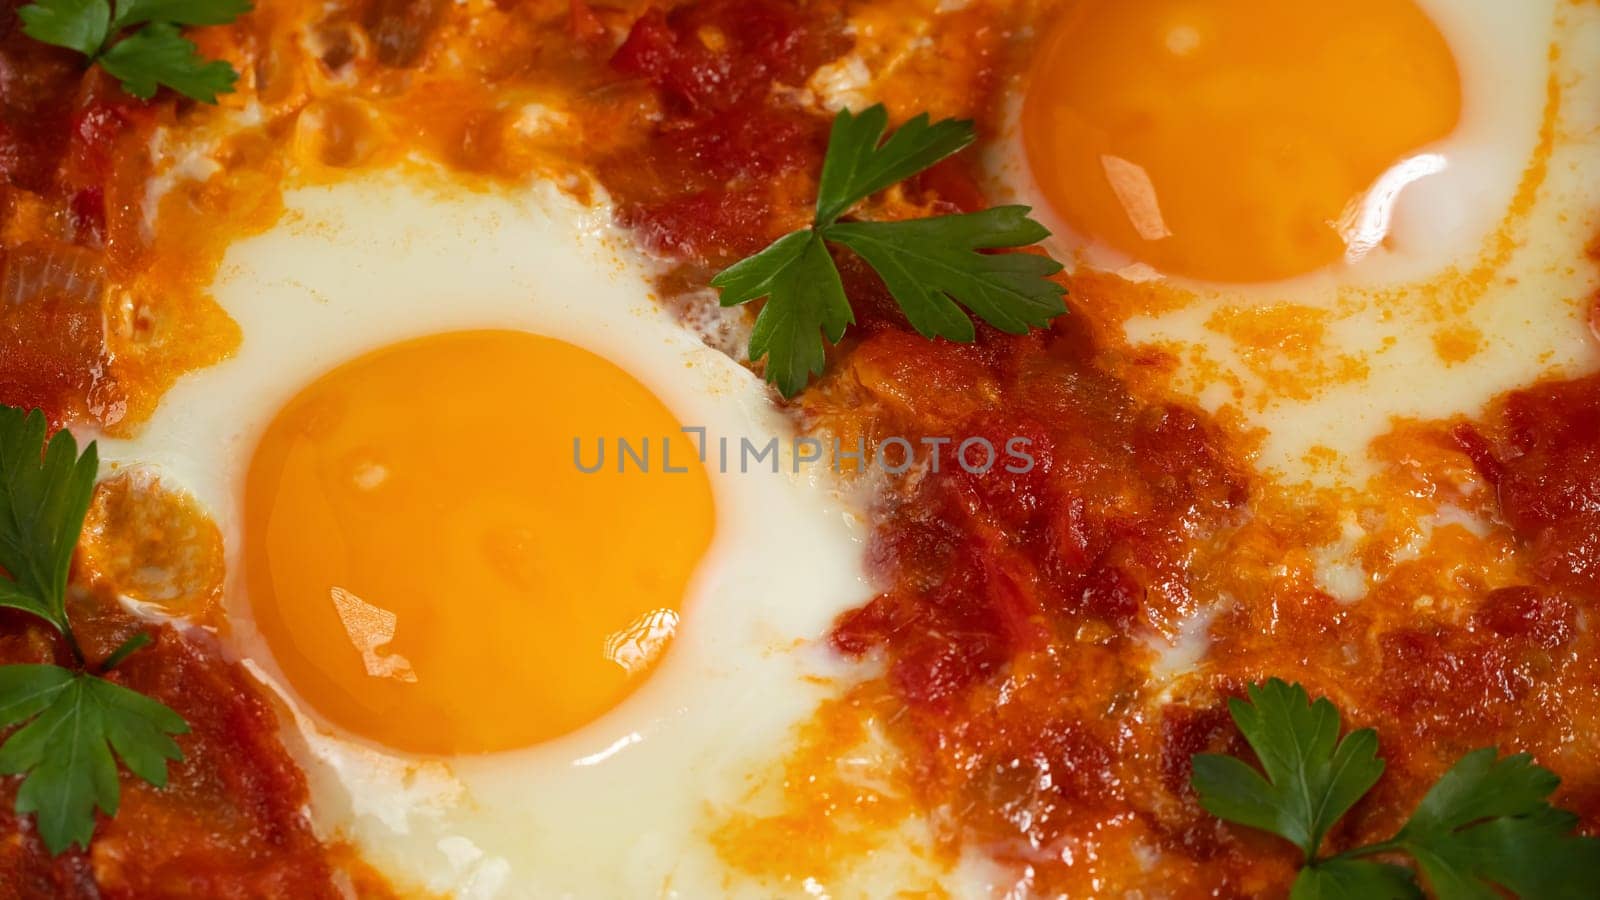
[96,168,883,897]
[998,0,1600,486]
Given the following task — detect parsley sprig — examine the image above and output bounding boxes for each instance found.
[0,405,187,855]
[712,105,1067,397]
[1192,679,1600,899]
[19,0,249,102]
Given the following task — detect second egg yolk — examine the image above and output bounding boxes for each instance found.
[1021,0,1462,283]
[244,330,714,756]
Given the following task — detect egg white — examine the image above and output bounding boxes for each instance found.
[96,169,907,898]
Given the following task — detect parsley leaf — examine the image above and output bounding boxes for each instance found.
[18,0,246,103]
[99,23,238,101]
[713,103,1066,397]
[0,403,190,856]
[0,406,99,648]
[1193,679,1385,860]
[1192,680,1600,899]
[110,0,251,30]
[1395,749,1600,900]
[0,663,187,855]
[17,0,111,56]
[1291,859,1421,900]
[824,208,1064,341]
[712,230,851,398]
[814,106,976,226]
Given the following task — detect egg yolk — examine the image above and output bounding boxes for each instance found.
[1021,0,1462,283]
[244,330,714,756]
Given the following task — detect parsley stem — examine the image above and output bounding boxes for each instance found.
[1321,838,1404,864]
[99,632,151,673]
[61,623,86,668]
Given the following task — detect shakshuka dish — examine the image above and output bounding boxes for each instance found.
[1,0,1598,897]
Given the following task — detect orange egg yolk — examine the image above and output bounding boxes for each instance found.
[1021,0,1463,283]
[245,330,714,756]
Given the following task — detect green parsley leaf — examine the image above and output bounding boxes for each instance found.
[0,403,190,856]
[814,106,975,226]
[1192,679,1385,860]
[1291,859,1421,900]
[98,22,237,101]
[110,0,251,31]
[1400,748,1560,836]
[824,208,1065,341]
[713,103,1066,397]
[1395,749,1600,900]
[18,0,111,57]
[712,230,852,398]
[1192,681,1600,899]
[0,664,187,855]
[0,406,99,644]
[18,0,244,103]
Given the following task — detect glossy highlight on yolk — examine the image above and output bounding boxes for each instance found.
[244,330,714,755]
[1021,0,1463,283]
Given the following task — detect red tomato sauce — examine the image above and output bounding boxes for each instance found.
[594,2,1600,895]
[0,13,133,427]
[593,7,1283,892]
[0,606,351,899]
[600,0,844,264]
[1456,375,1600,601]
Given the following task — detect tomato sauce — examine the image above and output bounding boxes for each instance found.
[592,1,1600,895]
[0,607,355,899]
[1457,375,1600,601]
[588,5,1283,892]
[0,16,129,427]
[600,0,845,264]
